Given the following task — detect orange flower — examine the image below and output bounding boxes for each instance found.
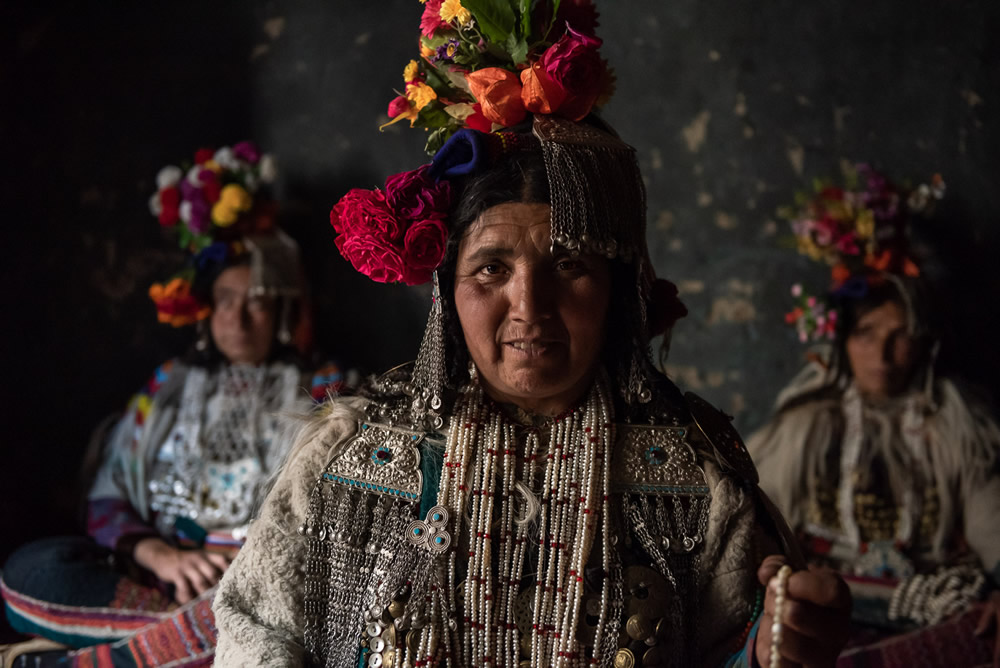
[831,263,850,287]
[520,62,566,115]
[149,278,211,327]
[466,68,527,127]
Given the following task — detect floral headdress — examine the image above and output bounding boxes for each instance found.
[147,141,280,326]
[781,163,944,342]
[382,0,613,156]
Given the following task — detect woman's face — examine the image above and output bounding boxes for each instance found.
[845,300,916,400]
[209,265,277,365]
[453,202,611,416]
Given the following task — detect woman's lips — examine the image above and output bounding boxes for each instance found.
[504,339,561,357]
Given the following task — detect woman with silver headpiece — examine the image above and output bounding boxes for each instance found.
[1,143,350,667]
[213,114,851,667]
[748,167,1000,665]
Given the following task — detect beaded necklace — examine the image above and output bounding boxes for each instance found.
[409,375,615,667]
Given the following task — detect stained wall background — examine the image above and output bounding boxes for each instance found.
[2,1,997,562]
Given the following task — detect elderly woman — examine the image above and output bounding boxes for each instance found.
[213,116,851,667]
[1,144,348,667]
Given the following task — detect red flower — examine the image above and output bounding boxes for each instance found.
[330,188,404,242]
[388,95,412,119]
[466,103,493,132]
[200,170,221,203]
[402,218,449,285]
[158,186,180,226]
[385,165,451,222]
[420,0,449,38]
[194,148,214,164]
[335,232,406,284]
[540,25,606,120]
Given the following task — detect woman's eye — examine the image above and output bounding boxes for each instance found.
[555,258,583,272]
[480,263,503,276]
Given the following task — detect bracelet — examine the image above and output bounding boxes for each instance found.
[769,564,792,668]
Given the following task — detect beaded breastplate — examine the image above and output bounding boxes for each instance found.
[299,391,757,668]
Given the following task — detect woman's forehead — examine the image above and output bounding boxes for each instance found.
[461,202,553,250]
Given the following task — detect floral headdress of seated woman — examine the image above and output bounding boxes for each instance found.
[777,163,945,399]
[329,0,687,427]
[147,142,308,355]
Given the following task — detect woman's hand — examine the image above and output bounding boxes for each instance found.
[133,537,233,603]
[974,589,1000,667]
[754,554,852,668]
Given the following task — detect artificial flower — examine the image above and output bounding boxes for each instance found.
[156,165,183,190]
[439,0,471,25]
[232,140,260,163]
[149,277,211,327]
[381,95,420,130]
[148,192,163,217]
[330,188,404,242]
[402,218,449,285]
[404,59,420,84]
[520,62,566,115]
[420,41,437,61]
[212,184,252,227]
[336,232,407,284]
[420,0,449,38]
[406,82,438,111]
[434,39,460,63]
[538,25,605,119]
[385,164,451,221]
[194,148,214,165]
[466,68,527,127]
[200,169,222,203]
[158,186,181,226]
[213,147,239,171]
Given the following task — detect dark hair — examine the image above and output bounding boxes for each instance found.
[182,252,301,368]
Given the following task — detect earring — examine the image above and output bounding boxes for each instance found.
[277,298,293,345]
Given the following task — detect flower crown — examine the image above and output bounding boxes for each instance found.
[780,163,944,342]
[148,141,277,326]
[382,0,613,156]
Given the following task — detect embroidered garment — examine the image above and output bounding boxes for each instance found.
[213,382,784,668]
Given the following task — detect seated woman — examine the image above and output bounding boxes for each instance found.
[214,7,850,666]
[748,167,1000,664]
[1,143,348,667]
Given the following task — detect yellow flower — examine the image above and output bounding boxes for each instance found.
[212,184,252,226]
[855,208,875,240]
[440,0,471,24]
[406,82,437,111]
[403,59,419,83]
[203,159,222,173]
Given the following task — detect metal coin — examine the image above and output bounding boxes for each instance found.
[626,614,654,641]
[613,648,636,668]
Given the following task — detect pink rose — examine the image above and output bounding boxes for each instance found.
[540,25,606,120]
[335,232,406,284]
[330,188,404,242]
[402,218,449,285]
[232,141,260,163]
[385,165,451,221]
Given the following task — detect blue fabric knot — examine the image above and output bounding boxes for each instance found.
[429,129,486,180]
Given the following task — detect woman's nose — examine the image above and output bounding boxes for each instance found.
[509,269,553,323]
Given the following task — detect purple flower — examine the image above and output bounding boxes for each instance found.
[434,39,460,63]
[189,194,211,233]
[232,141,260,163]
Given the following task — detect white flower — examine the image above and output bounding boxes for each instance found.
[243,172,258,192]
[148,192,163,216]
[179,200,193,223]
[187,165,205,187]
[213,146,239,170]
[156,165,183,190]
[258,154,277,183]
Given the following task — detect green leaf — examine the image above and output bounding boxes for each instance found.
[418,103,453,129]
[424,127,454,156]
[506,33,529,65]
[463,0,517,43]
[519,0,532,39]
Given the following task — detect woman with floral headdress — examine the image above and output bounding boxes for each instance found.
[0,143,350,667]
[213,5,851,667]
[748,167,1000,665]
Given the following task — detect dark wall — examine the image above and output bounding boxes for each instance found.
[2,1,998,560]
